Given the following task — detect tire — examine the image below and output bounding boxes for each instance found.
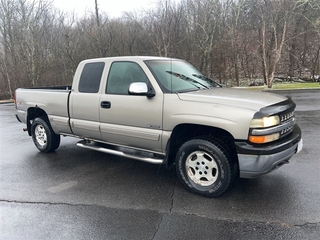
[31,117,60,153]
[175,138,236,197]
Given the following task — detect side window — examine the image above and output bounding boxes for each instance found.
[79,62,105,93]
[106,61,149,95]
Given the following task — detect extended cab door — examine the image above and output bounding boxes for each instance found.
[69,61,106,140]
[99,61,163,153]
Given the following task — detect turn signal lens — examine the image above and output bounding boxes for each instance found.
[249,133,280,144]
[250,115,280,128]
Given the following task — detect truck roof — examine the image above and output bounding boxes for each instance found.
[80,56,181,64]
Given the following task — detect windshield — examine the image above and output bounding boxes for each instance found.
[145,60,221,93]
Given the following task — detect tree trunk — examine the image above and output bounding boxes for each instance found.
[95,0,100,27]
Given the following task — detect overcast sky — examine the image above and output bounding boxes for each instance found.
[53,0,160,18]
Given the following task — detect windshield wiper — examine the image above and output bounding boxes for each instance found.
[166,71,209,89]
[192,74,222,88]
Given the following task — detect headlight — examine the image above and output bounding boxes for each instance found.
[250,115,280,128]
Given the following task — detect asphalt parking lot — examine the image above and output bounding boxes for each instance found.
[0,89,319,239]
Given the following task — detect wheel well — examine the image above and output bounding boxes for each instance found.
[166,124,238,168]
[26,107,49,136]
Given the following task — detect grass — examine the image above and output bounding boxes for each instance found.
[241,82,320,91]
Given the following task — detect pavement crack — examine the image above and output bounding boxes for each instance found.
[169,171,176,213]
[293,222,320,227]
[0,199,91,207]
[151,213,164,240]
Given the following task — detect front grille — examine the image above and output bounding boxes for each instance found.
[279,111,295,137]
[280,111,294,123]
[280,122,294,136]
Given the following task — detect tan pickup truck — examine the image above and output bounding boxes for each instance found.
[14,56,303,197]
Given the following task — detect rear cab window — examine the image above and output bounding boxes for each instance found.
[79,62,105,93]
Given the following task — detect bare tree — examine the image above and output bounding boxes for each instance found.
[1,0,320,99]
[0,0,15,97]
[144,0,176,57]
[250,0,290,87]
[185,0,222,74]
[304,0,320,79]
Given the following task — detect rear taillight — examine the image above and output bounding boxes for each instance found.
[13,91,17,109]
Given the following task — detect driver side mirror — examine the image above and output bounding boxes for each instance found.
[129,82,155,97]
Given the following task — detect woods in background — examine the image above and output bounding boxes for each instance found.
[1,0,320,99]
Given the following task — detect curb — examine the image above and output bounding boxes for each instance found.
[0,100,14,104]
[263,88,320,91]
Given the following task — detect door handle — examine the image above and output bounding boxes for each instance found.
[101,101,111,109]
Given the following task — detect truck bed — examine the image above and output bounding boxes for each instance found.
[15,86,72,135]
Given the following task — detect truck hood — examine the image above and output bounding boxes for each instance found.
[177,88,287,111]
